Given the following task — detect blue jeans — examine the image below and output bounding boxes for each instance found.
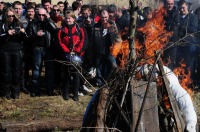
[31,47,55,95]
[95,54,116,85]
[32,47,45,95]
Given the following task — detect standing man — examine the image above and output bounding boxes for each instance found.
[92,10,119,86]
[57,1,64,17]
[163,0,180,70]
[72,1,81,19]
[23,6,36,93]
[42,0,51,14]
[177,0,198,80]
[13,1,28,28]
[30,8,57,96]
[13,1,29,94]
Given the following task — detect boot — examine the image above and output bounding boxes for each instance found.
[5,90,11,100]
[62,85,69,100]
[73,72,79,101]
[20,78,29,94]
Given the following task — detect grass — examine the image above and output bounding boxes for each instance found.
[0,89,200,131]
[0,93,92,124]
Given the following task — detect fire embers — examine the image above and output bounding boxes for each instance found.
[136,8,172,65]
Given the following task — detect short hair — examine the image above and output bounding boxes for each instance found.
[35,4,43,9]
[116,7,122,13]
[81,4,91,12]
[178,0,188,6]
[57,1,64,5]
[100,9,109,16]
[26,2,36,9]
[143,7,152,15]
[65,10,76,20]
[12,1,22,7]
[72,1,81,11]
[53,4,58,8]
[41,0,51,5]
[107,4,117,13]
[26,5,35,11]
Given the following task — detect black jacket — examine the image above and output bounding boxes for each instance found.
[0,21,26,51]
[179,13,198,54]
[92,21,118,57]
[164,7,180,42]
[26,18,57,48]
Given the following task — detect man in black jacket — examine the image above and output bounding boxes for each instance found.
[163,0,180,70]
[27,8,57,96]
[92,10,119,86]
[177,0,198,80]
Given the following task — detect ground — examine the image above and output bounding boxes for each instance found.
[0,90,200,132]
[0,93,92,132]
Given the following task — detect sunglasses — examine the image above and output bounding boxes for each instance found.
[53,9,60,12]
[38,14,45,17]
[8,15,15,18]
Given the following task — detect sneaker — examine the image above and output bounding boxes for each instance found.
[78,92,84,96]
[83,85,92,93]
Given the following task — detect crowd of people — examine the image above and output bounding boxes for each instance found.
[0,0,199,102]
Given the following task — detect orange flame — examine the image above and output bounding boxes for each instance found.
[110,40,122,58]
[163,94,171,109]
[136,8,172,65]
[110,39,129,68]
[173,62,193,97]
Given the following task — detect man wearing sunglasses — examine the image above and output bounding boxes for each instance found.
[27,8,57,96]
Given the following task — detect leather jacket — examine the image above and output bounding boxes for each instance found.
[26,18,57,47]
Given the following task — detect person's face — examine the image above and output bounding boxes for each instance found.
[14,4,23,16]
[100,12,109,24]
[165,0,174,11]
[179,3,188,15]
[65,15,75,25]
[0,1,4,10]
[38,9,46,21]
[27,8,35,19]
[58,3,64,12]
[7,11,15,22]
[82,9,90,18]
[53,7,60,16]
[43,2,51,12]
[76,0,83,6]
[108,12,115,22]
[144,12,152,19]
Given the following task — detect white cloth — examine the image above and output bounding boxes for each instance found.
[160,66,197,132]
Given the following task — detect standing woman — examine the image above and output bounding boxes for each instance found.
[0,7,26,99]
[58,11,86,101]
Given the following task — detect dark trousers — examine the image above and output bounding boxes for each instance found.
[0,50,23,97]
[62,65,80,99]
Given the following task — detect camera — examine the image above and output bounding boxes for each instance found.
[15,27,21,34]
